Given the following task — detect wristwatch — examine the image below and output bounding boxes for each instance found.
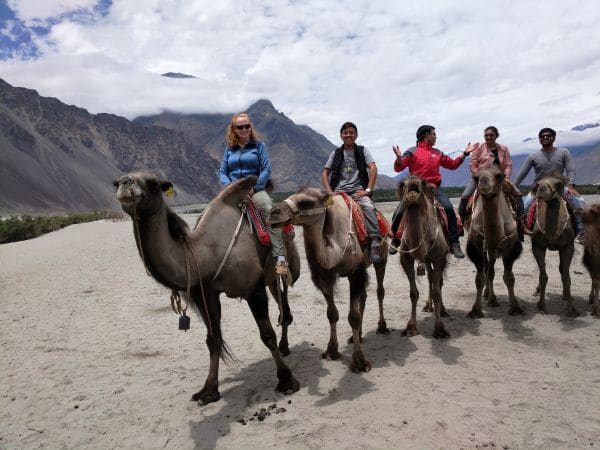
[365,188,372,194]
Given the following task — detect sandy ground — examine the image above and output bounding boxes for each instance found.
[1,201,599,449]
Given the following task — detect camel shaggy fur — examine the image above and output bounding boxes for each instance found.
[396,176,450,338]
[268,188,389,372]
[530,173,578,316]
[115,170,300,405]
[580,204,600,316]
[466,166,524,317]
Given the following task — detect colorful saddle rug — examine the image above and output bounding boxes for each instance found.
[335,192,392,245]
[247,198,294,247]
[395,202,462,241]
[526,197,576,234]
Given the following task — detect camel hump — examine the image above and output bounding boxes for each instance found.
[217,176,257,206]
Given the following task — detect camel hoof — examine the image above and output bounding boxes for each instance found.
[487,298,500,307]
[347,335,363,344]
[376,323,391,335]
[422,305,434,313]
[536,301,546,314]
[508,305,525,316]
[534,286,541,297]
[467,309,484,319]
[275,376,300,395]
[191,388,220,405]
[321,350,341,361]
[592,307,598,317]
[350,358,372,373]
[433,327,450,339]
[401,327,419,337]
[279,344,291,357]
[440,309,450,318]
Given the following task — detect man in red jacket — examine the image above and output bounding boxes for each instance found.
[390,125,475,258]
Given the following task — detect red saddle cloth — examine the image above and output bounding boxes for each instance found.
[395,203,462,241]
[526,200,537,233]
[246,199,294,247]
[335,192,391,245]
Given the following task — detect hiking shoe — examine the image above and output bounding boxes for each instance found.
[388,238,400,255]
[575,233,584,245]
[451,243,465,259]
[275,260,289,275]
[370,243,382,264]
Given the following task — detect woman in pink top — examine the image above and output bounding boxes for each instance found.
[458,126,526,239]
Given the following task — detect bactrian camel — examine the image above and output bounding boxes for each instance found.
[465,166,524,317]
[396,175,450,338]
[268,188,389,372]
[115,170,300,404]
[530,172,578,316]
[580,204,600,316]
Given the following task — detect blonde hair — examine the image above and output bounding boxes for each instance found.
[226,112,258,147]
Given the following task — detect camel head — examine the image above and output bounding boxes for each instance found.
[474,166,504,197]
[532,172,567,202]
[269,187,329,227]
[580,204,600,226]
[114,169,173,218]
[398,175,435,205]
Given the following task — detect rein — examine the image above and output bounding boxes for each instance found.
[211,198,247,282]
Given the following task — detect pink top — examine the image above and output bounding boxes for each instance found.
[469,142,512,178]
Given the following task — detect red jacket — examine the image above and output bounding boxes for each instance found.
[394,141,465,186]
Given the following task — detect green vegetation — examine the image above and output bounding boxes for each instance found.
[0,210,126,244]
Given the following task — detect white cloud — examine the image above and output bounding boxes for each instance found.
[1,0,600,176]
[7,0,99,21]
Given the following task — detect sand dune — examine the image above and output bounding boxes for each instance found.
[1,207,599,449]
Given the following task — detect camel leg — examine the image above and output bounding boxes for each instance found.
[400,254,420,336]
[315,270,341,361]
[559,245,578,317]
[191,288,223,405]
[503,255,524,316]
[591,278,599,316]
[467,239,486,318]
[431,259,450,338]
[485,252,499,307]
[374,259,390,334]
[348,267,371,372]
[268,281,293,357]
[247,285,300,395]
[423,264,434,313]
[532,245,548,313]
[348,290,367,344]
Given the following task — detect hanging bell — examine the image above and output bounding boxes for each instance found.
[179,312,190,331]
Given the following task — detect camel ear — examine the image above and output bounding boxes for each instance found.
[397,179,406,198]
[425,183,436,200]
[160,181,176,197]
[319,191,332,205]
[555,179,564,193]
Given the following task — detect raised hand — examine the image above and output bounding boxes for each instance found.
[392,145,402,159]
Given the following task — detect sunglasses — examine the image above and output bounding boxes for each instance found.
[236,124,252,130]
[539,134,553,139]
[484,134,496,138]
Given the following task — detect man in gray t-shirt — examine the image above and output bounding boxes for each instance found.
[513,127,585,241]
[322,121,382,263]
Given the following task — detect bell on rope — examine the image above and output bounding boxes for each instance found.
[179,312,190,331]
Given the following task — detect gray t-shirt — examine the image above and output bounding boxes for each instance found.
[513,147,576,186]
[325,147,375,193]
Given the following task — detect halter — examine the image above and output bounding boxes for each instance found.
[283,198,327,217]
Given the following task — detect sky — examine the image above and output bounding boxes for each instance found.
[1,0,600,175]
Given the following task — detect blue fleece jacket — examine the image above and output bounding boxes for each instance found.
[218,140,271,191]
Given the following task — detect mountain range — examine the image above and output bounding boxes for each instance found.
[0,77,597,214]
[0,78,395,214]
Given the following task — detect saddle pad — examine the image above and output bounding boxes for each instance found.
[334,193,390,244]
[247,199,294,247]
[526,200,537,233]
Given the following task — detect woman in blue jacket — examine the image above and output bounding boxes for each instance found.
[218,112,287,274]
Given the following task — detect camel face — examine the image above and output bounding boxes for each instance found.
[269,188,327,227]
[580,204,600,226]
[115,170,172,216]
[399,176,427,206]
[475,168,503,196]
[535,177,564,202]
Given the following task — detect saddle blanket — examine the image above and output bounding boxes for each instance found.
[247,199,294,247]
[335,192,391,245]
